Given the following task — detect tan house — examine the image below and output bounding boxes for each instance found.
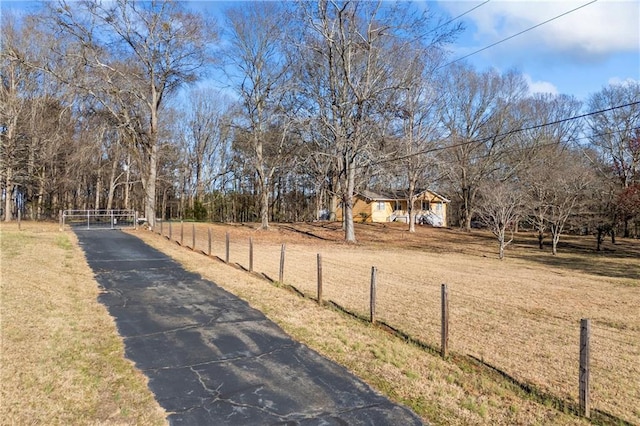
[336,189,449,227]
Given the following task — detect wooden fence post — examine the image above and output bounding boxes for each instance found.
[579,318,591,418]
[370,266,377,324]
[441,283,449,358]
[317,254,323,305]
[180,221,184,246]
[249,237,254,272]
[160,218,163,236]
[168,221,172,240]
[192,223,196,250]
[59,210,63,231]
[225,231,230,263]
[279,244,286,283]
[208,228,212,256]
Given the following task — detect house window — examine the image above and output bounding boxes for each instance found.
[422,200,430,210]
[394,201,402,211]
[375,201,385,211]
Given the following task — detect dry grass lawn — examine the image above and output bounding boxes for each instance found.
[0,222,166,425]
[138,220,640,425]
[7,219,635,425]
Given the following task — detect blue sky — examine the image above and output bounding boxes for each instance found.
[432,0,640,101]
[2,0,638,102]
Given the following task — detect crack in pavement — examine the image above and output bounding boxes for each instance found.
[141,342,299,372]
[121,313,275,340]
[75,230,424,425]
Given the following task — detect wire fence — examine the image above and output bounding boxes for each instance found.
[155,220,639,425]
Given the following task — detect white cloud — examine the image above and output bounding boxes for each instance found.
[607,77,640,86]
[524,74,559,95]
[440,0,639,63]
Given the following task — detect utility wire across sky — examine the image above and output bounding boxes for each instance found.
[429,0,490,34]
[437,0,599,70]
[371,100,640,167]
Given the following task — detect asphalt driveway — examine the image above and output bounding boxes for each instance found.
[75,229,423,425]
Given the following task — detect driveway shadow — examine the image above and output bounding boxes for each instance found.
[75,229,423,425]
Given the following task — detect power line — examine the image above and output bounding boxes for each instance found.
[508,101,637,135]
[373,100,640,166]
[430,0,490,34]
[437,0,599,70]
[438,126,640,171]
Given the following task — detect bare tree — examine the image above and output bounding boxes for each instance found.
[1,13,39,221]
[390,48,447,232]
[477,180,524,260]
[44,0,215,228]
[518,93,583,248]
[1,12,76,220]
[224,2,294,230]
[616,181,640,238]
[177,88,233,217]
[438,64,528,232]
[587,81,640,237]
[296,120,340,221]
[546,151,594,255]
[298,0,460,242]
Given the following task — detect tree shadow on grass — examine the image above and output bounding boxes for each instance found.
[513,241,640,281]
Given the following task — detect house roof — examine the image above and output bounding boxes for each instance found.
[359,189,450,203]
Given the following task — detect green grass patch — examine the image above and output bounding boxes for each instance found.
[54,234,73,250]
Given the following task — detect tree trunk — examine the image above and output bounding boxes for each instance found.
[144,142,158,228]
[538,231,544,250]
[344,160,356,243]
[161,187,168,221]
[315,185,324,221]
[4,167,14,222]
[260,180,269,229]
[596,228,604,251]
[461,187,473,231]
[463,210,473,231]
[623,219,629,238]
[329,192,338,222]
[124,153,131,210]
[37,169,46,220]
[408,181,416,233]
[94,169,101,209]
[408,200,416,232]
[106,153,119,210]
[195,161,204,206]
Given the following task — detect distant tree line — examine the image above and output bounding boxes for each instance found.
[1,0,638,246]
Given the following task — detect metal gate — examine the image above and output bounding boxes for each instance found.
[61,209,138,230]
